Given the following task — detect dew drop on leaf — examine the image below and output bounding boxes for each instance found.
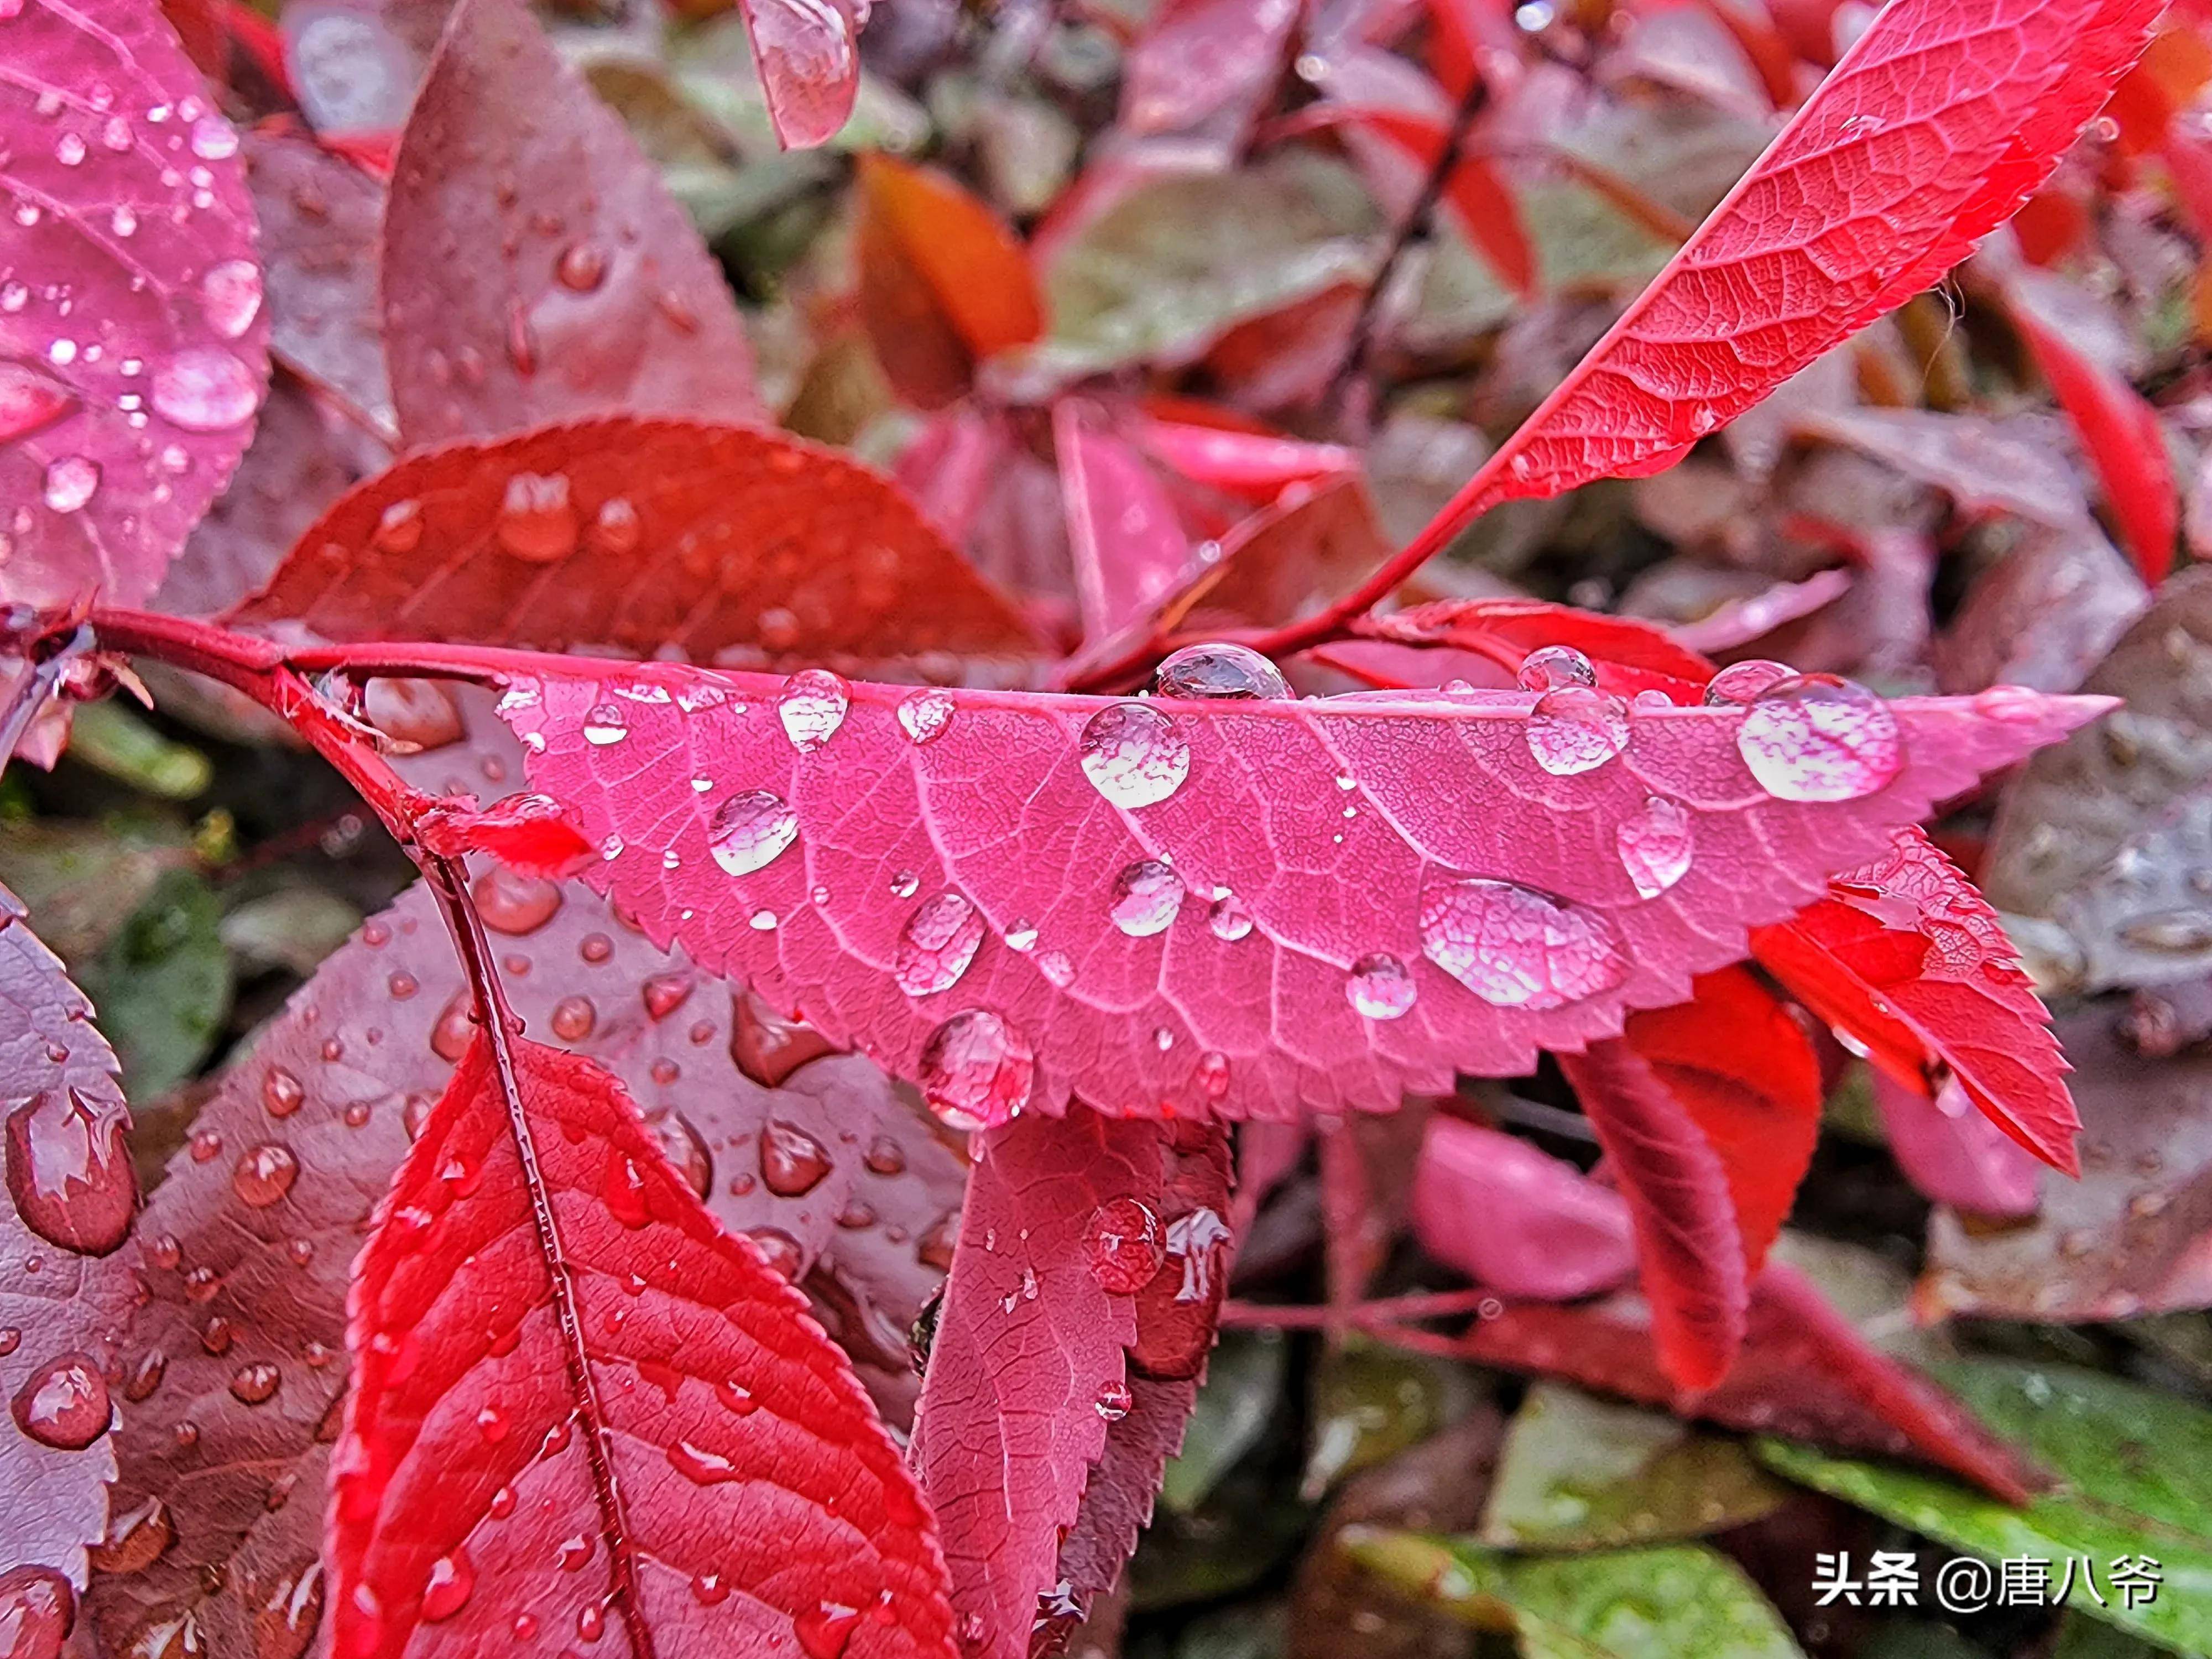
[418,1549,474,1623]
[796,1601,863,1659]
[692,1571,729,1606]
[1346,952,1416,1020]
[473,867,562,934]
[11,1352,109,1448]
[1517,645,1598,691]
[1085,1197,1162,1293]
[493,472,578,563]
[1418,877,1629,1009]
[896,687,955,744]
[1970,683,2047,722]
[1196,1050,1230,1099]
[90,1494,172,1574]
[1079,702,1190,807]
[198,258,262,340]
[0,1568,73,1659]
[1154,642,1290,700]
[1037,950,1074,988]
[1701,659,1791,706]
[1109,859,1184,937]
[588,495,640,557]
[370,499,424,554]
[555,240,608,292]
[918,1010,1034,1130]
[1094,1381,1133,1421]
[42,454,98,513]
[1165,1207,1232,1303]
[1735,674,1903,802]
[550,995,596,1041]
[581,702,628,745]
[188,112,239,159]
[896,891,986,994]
[778,669,851,752]
[262,1065,305,1118]
[1525,686,1630,775]
[4,1089,136,1254]
[123,1348,165,1402]
[747,1227,803,1277]
[758,1119,833,1197]
[231,1143,299,1209]
[228,1361,280,1404]
[150,347,258,430]
[705,789,797,877]
[1616,796,1695,899]
[0,361,74,442]
[1207,893,1254,941]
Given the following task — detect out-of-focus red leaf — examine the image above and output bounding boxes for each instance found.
[280,0,435,142]
[1802,407,2091,530]
[1558,1039,1747,1391]
[1411,1115,1637,1300]
[379,0,763,446]
[1667,567,1855,659]
[1937,525,2147,695]
[2009,273,2179,584]
[0,886,131,1602]
[1871,1070,2042,1220]
[160,0,226,76]
[1121,0,1303,142]
[1623,966,1823,1274]
[331,1027,956,1658]
[739,0,863,148]
[231,417,1037,660]
[1752,826,2081,1172]
[855,154,1045,411]
[1316,1104,1430,1320]
[894,406,1012,546]
[1134,416,1358,501]
[1056,406,1199,641]
[499,658,2101,1127]
[0,0,269,610]
[1168,476,1391,634]
[1352,598,1716,700]
[2105,19,2212,152]
[1458,1262,2037,1501]
[1402,0,2162,555]
[1688,0,1802,109]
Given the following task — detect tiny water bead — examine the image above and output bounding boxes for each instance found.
[1525,686,1630,776]
[1153,642,1289,700]
[1700,659,1791,706]
[1109,860,1185,937]
[1517,645,1597,692]
[778,669,851,752]
[1085,1198,1163,1293]
[918,1011,1034,1130]
[494,471,577,562]
[896,687,955,744]
[1616,796,1695,899]
[1207,893,1253,941]
[1345,953,1416,1020]
[1418,877,1629,1009]
[1734,674,1903,802]
[1079,703,1190,808]
[897,892,987,995]
[581,703,628,745]
[708,790,797,876]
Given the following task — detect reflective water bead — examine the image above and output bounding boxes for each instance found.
[1735,674,1903,802]
[1517,645,1597,692]
[1078,703,1190,808]
[1154,642,1289,700]
[1418,877,1629,1009]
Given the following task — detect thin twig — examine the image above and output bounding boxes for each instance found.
[1220,1286,1500,1330]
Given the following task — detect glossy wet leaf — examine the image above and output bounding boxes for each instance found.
[1412,1115,1638,1301]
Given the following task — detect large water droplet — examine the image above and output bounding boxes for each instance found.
[795,1601,862,1659]
[1109,860,1184,937]
[1094,1381,1134,1421]
[896,892,986,994]
[1079,703,1190,808]
[231,1144,298,1208]
[1154,643,1289,700]
[473,866,561,934]
[12,1352,109,1449]
[1735,674,1903,801]
[0,1567,74,1659]
[6,1088,135,1254]
[581,702,628,745]
[759,1120,833,1197]
[1701,659,1790,706]
[150,347,257,430]
[42,455,98,513]
[188,113,239,159]
[1207,893,1254,941]
[918,1011,1034,1130]
[1086,1198,1162,1293]
[418,1549,474,1623]
[1346,953,1416,1020]
[1525,686,1630,775]
[90,1494,173,1575]
[0,361,74,443]
[1518,646,1598,692]
[550,995,596,1041]
[1418,877,1629,1009]
[1616,797,1694,898]
[707,790,797,877]
[494,472,577,562]
[262,1066,304,1118]
[199,259,262,340]
[896,688,954,744]
[778,669,849,752]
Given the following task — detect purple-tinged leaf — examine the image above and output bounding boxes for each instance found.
[1937,524,2147,696]
[1802,408,2091,530]
[1411,1115,1637,1301]
[1120,0,1302,143]
[1871,1070,2042,1221]
[0,0,268,609]
[1056,405,1199,642]
[740,0,863,150]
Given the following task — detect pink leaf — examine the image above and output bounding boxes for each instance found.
[0,0,269,610]
[1411,1115,1638,1301]
[1352,598,1715,700]
[380,0,764,447]
[1120,0,1303,142]
[740,0,863,150]
[1055,405,1199,641]
[332,1027,957,1658]
[1133,414,1358,502]
[495,658,2103,1126]
[0,886,131,1607]
[1403,0,2161,554]
[1871,1070,2043,1220]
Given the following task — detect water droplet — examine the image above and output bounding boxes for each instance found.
[150,346,257,429]
[778,669,850,752]
[550,995,596,1041]
[1616,797,1694,898]
[1086,1198,1162,1293]
[1207,893,1254,941]
[747,1227,802,1277]
[897,688,955,744]
[231,1144,298,1208]
[198,259,262,338]
[1701,659,1791,706]
[796,1601,862,1659]
[55,131,86,165]
[1517,646,1597,691]
[90,1494,173,1574]
[1347,953,1416,1020]
[42,455,99,513]
[692,1571,729,1606]
[1970,683,2047,723]
[1418,878,1629,1009]
[122,1347,165,1402]
[1154,643,1289,700]
[1110,859,1184,937]
[863,1136,906,1176]
[188,113,238,159]
[750,909,779,931]
[581,702,629,746]
[1004,918,1039,952]
[0,361,74,443]
[556,1533,593,1572]
[588,495,640,556]
[1526,686,1631,775]
[430,994,475,1062]
[1094,1381,1134,1421]
[12,1352,109,1448]
[473,866,562,934]
[1165,1207,1232,1303]
[369,498,422,554]
[708,790,797,875]
[1079,703,1191,808]
[759,1120,833,1197]
[0,1568,74,1659]
[495,471,577,562]
[1037,950,1075,987]
[555,240,608,291]
[1735,674,1903,801]
[577,1603,606,1642]
[919,1011,1034,1130]
[1196,1050,1231,1100]
[419,1549,473,1623]
[6,1088,136,1254]
[187,1128,222,1164]
[228,1361,279,1404]
[897,892,987,994]
[259,1065,304,1118]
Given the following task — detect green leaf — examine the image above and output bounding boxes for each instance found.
[1483,1384,1791,1551]
[1161,1329,1287,1515]
[0,816,190,960]
[64,700,212,799]
[1757,1360,2212,1655]
[79,867,232,1096]
[1303,1338,1478,1501]
[217,886,366,977]
[1343,1531,1806,1658]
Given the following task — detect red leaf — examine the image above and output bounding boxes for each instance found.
[0,0,269,610]
[1352,598,1717,700]
[1120,0,1303,142]
[333,1026,956,1658]
[1751,826,2081,1173]
[1056,406,1197,641]
[1411,1115,1637,1301]
[1402,0,2161,553]
[1622,966,1824,1274]
[379,0,763,446]
[1458,1262,2037,1503]
[740,0,862,149]
[0,886,132,1602]
[1559,1039,1747,1391]
[855,155,1045,412]
[1169,476,1390,635]
[2010,272,2179,583]
[416,791,594,878]
[230,418,1037,660]
[497,661,2103,1126]
[1132,415,1357,502]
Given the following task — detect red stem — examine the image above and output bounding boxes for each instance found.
[1219,1286,1499,1329]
